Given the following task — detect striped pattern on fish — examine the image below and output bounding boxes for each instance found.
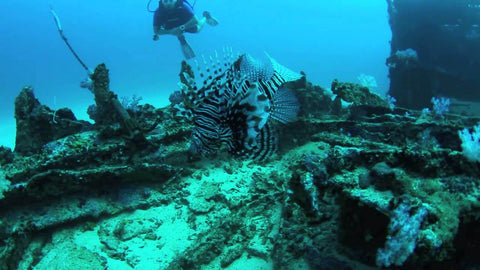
[174,50,302,160]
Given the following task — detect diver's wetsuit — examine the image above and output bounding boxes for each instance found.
[153,1,197,33]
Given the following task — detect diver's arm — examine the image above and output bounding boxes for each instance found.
[165,17,200,34]
[154,24,184,37]
[154,25,168,35]
[153,17,200,39]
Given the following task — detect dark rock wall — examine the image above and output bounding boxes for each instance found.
[387,0,480,108]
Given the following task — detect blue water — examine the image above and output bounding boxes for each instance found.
[0,0,390,149]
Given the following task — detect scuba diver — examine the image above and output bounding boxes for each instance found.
[152,0,219,59]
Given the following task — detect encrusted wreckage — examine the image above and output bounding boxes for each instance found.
[0,55,479,269]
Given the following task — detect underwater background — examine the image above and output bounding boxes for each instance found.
[2,1,480,269]
[0,0,390,149]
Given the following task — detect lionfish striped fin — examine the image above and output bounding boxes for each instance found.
[175,49,239,115]
[254,122,278,161]
[239,53,274,82]
[190,48,238,100]
[234,122,278,161]
[269,87,299,123]
[265,52,303,82]
[246,53,302,102]
[188,91,232,156]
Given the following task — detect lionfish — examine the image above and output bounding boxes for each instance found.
[174,49,302,160]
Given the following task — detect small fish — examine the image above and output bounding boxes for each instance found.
[174,49,302,160]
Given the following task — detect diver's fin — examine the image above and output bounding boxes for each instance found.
[203,11,219,26]
[178,36,196,59]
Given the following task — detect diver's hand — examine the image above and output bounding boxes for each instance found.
[153,34,159,41]
[170,25,185,37]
